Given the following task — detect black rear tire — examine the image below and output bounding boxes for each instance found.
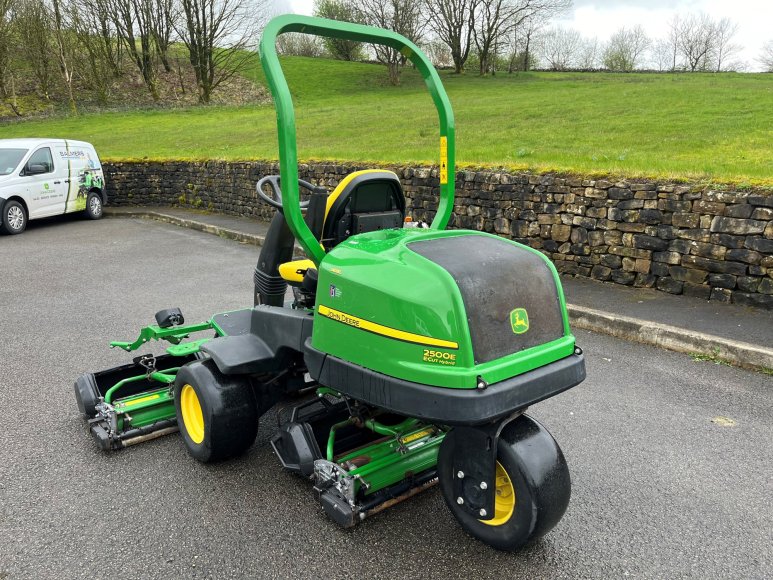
[1,200,27,235]
[85,192,103,220]
[438,415,571,551]
[174,359,258,463]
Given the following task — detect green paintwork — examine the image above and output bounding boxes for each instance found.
[326,415,423,461]
[104,369,179,403]
[99,311,243,436]
[312,228,576,389]
[116,388,176,429]
[339,425,444,496]
[259,15,455,265]
[166,339,210,357]
[110,321,216,352]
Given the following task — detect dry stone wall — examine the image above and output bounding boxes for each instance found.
[104,161,773,309]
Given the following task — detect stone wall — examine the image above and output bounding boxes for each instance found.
[104,161,773,309]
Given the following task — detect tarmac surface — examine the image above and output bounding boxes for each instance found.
[1,216,772,579]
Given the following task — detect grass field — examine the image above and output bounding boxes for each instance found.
[2,56,772,185]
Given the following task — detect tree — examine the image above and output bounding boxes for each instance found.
[651,40,672,72]
[602,25,650,72]
[422,38,454,67]
[538,25,581,70]
[356,0,427,85]
[426,0,478,74]
[51,0,78,112]
[80,0,123,77]
[472,0,571,76]
[314,0,364,61]
[577,36,598,69]
[14,0,53,99]
[73,0,118,104]
[712,17,740,72]
[0,0,14,98]
[676,13,715,72]
[151,0,177,72]
[110,0,161,99]
[760,40,773,72]
[276,32,324,57]
[665,14,681,70]
[472,0,513,75]
[177,0,267,103]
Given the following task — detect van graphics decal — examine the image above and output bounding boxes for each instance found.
[63,142,104,213]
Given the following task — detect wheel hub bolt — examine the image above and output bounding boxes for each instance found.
[457,471,465,479]
[480,481,488,490]
[479,509,487,517]
[456,497,464,505]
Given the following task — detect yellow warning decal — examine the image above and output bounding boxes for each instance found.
[401,428,434,445]
[439,136,448,185]
[124,393,161,407]
[318,305,458,349]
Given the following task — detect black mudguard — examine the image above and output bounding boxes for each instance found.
[201,334,280,375]
[204,305,314,376]
[440,414,571,529]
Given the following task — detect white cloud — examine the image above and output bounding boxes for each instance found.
[279,0,773,70]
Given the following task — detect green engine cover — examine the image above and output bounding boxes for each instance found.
[311,228,576,390]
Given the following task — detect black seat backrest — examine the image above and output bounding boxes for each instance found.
[321,170,406,251]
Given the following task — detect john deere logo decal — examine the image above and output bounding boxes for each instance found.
[510,308,529,334]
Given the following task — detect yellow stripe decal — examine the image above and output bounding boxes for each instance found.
[318,305,458,349]
[125,393,161,407]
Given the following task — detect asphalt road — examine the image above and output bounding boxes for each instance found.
[1,217,771,579]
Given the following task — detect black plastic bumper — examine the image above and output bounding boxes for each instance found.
[304,339,585,425]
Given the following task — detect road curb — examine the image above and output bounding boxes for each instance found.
[568,305,773,372]
[106,208,267,246]
[106,207,773,373]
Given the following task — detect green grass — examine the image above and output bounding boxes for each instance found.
[2,56,772,185]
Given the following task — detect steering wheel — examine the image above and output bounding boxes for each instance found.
[256,175,323,211]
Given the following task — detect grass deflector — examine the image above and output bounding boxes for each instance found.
[74,15,586,551]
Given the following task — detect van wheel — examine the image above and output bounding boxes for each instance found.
[1,200,27,235]
[86,192,103,220]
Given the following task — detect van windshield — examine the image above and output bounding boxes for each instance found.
[0,149,28,176]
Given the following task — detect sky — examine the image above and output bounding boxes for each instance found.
[272,0,772,71]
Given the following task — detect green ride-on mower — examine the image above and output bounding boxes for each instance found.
[74,15,586,551]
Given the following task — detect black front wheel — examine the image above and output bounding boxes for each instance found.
[1,200,27,235]
[174,359,258,463]
[438,415,571,551]
[85,192,103,220]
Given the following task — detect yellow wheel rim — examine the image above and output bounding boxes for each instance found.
[180,384,205,444]
[480,461,516,526]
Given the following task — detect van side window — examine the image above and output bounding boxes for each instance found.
[24,147,54,175]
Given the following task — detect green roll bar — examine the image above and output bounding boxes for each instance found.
[259,15,456,265]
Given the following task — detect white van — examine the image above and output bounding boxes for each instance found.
[0,138,106,235]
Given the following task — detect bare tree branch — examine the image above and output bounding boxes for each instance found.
[426,0,477,74]
[176,0,267,103]
[356,0,427,85]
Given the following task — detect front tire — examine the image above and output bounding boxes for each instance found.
[85,192,103,220]
[438,415,571,551]
[174,359,258,463]
[1,200,27,235]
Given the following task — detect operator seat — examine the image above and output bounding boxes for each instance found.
[279,170,406,284]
